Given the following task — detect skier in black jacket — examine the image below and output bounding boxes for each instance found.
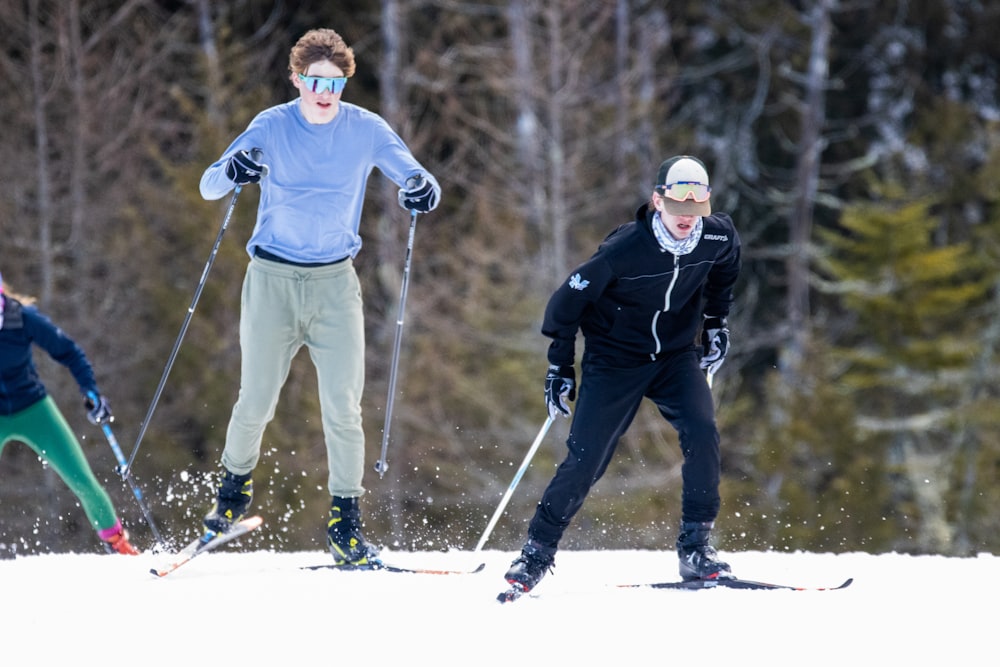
[505,155,741,593]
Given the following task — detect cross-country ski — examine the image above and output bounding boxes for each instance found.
[498,573,853,602]
[617,575,854,591]
[149,515,263,578]
[302,561,485,575]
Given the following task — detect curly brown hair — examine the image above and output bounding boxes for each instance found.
[288,28,356,77]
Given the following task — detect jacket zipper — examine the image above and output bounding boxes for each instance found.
[649,253,681,360]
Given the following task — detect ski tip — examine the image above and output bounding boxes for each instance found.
[375,560,486,575]
[796,577,854,591]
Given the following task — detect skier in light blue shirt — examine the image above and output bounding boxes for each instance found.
[198,27,440,566]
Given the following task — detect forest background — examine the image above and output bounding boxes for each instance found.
[1,0,999,558]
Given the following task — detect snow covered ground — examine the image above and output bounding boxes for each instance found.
[1,546,994,665]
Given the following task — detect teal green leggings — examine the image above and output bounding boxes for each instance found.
[0,396,119,532]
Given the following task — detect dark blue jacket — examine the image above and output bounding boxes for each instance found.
[543,204,741,367]
[0,297,98,415]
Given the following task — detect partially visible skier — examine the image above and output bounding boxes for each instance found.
[0,270,138,555]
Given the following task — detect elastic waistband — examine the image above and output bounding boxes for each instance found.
[254,247,349,267]
[251,253,354,279]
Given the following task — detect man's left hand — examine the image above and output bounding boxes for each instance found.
[700,316,730,376]
[397,174,439,212]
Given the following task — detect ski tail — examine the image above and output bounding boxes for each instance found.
[497,583,527,603]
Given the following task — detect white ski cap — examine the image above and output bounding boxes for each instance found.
[655,155,712,216]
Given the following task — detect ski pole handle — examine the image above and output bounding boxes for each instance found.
[249,147,269,178]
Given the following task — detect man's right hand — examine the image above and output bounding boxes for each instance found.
[225,149,266,185]
[545,365,576,419]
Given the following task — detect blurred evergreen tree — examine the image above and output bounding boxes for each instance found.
[814,195,991,553]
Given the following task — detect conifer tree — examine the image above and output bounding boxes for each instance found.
[815,197,991,552]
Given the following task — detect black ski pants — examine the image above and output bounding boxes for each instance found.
[527,347,721,549]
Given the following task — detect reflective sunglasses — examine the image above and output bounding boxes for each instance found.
[297,73,348,95]
[658,181,711,202]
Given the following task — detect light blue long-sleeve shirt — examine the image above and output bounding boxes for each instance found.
[200,99,439,263]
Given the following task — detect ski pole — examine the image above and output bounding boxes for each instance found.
[88,394,166,548]
[125,185,241,478]
[374,208,420,478]
[473,415,555,552]
[125,149,263,479]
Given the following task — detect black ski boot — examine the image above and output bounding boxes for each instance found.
[676,520,731,581]
[327,496,380,566]
[504,540,556,592]
[203,470,253,535]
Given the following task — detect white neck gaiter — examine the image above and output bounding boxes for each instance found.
[652,212,703,256]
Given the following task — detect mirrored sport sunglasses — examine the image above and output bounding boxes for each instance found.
[658,181,711,203]
[297,73,348,95]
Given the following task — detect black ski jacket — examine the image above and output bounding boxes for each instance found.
[542,204,741,368]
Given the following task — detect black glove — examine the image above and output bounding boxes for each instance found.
[225,149,266,185]
[85,392,112,425]
[544,365,576,419]
[700,316,730,377]
[397,174,439,212]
